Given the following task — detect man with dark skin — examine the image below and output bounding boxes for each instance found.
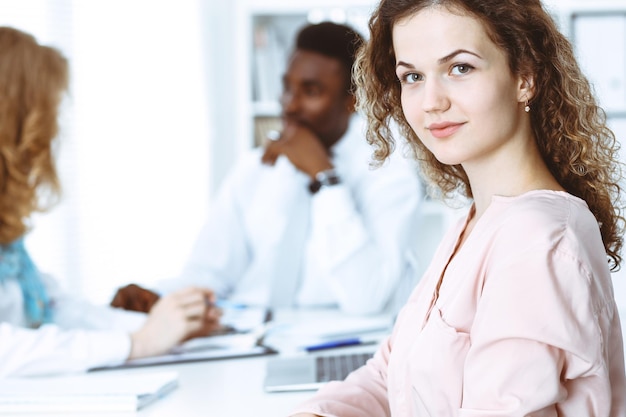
[261,46,354,175]
[111,22,422,319]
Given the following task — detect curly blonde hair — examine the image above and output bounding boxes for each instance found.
[0,27,68,245]
[354,0,625,270]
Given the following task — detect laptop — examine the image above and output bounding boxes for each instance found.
[263,349,375,392]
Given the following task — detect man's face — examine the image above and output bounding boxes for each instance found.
[280,49,354,149]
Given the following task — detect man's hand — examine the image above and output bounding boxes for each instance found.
[261,122,333,178]
[110,284,160,313]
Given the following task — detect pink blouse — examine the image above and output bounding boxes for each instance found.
[292,190,626,416]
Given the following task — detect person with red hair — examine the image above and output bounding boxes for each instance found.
[0,26,220,378]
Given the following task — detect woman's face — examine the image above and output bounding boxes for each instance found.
[392,6,530,170]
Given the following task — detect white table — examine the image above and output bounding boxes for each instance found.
[3,308,390,417]
[0,356,311,417]
[135,355,311,417]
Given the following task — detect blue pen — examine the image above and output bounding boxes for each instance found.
[304,337,375,352]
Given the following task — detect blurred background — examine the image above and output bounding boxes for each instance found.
[0,0,625,311]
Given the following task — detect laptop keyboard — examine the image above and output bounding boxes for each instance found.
[315,352,373,382]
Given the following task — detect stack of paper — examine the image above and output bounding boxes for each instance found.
[262,310,394,354]
[0,371,178,413]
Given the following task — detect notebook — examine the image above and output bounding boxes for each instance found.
[0,371,178,413]
[263,350,374,392]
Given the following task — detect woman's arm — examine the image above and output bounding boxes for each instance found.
[0,287,219,377]
[289,336,393,417]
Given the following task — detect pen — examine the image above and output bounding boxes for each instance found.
[303,337,377,352]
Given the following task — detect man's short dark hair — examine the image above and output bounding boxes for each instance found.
[295,21,364,94]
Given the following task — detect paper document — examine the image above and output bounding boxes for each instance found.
[263,310,394,354]
[98,336,275,370]
[91,330,276,371]
[0,371,178,413]
[220,306,268,332]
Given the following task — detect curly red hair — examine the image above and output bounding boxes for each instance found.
[0,27,68,244]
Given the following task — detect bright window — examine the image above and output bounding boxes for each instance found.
[0,0,213,304]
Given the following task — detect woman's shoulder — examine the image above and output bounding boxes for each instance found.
[486,190,605,262]
[486,191,615,318]
[492,190,595,232]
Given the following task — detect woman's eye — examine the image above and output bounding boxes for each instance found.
[451,64,473,75]
[400,72,422,84]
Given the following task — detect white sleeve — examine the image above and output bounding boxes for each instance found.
[307,154,422,314]
[0,322,130,378]
[42,273,146,333]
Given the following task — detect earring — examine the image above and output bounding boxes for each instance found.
[524,100,530,113]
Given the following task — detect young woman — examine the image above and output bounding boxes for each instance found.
[0,26,220,378]
[292,0,626,415]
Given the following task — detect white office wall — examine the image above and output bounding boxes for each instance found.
[201,0,238,191]
[0,0,213,304]
[570,11,626,310]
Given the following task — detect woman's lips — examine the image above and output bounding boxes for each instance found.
[427,122,464,139]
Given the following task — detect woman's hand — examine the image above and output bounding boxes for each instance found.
[128,287,221,359]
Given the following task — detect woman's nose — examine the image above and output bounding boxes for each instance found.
[421,78,450,113]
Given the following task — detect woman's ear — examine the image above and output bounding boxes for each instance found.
[518,75,535,103]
